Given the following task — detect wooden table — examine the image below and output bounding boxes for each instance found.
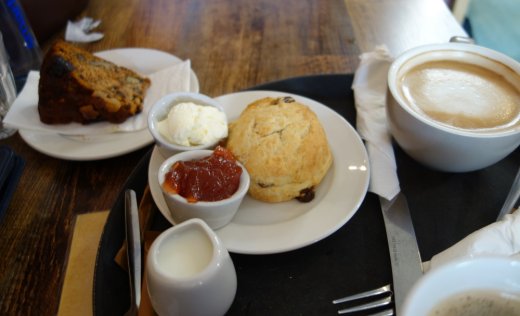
[0,0,465,314]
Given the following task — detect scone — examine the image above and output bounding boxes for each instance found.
[38,40,151,124]
[226,96,333,203]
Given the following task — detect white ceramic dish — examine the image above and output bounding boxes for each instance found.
[19,48,199,161]
[148,92,226,158]
[148,90,370,254]
[146,218,237,316]
[402,256,520,316]
[158,149,250,229]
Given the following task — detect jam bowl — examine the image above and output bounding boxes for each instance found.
[157,147,250,229]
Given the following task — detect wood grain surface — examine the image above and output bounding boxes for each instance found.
[81,0,360,96]
[0,0,462,314]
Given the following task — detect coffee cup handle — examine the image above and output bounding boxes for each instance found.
[449,36,475,44]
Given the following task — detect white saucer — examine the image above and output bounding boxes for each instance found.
[19,48,199,161]
[148,91,370,254]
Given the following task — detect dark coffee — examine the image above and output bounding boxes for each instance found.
[428,290,520,316]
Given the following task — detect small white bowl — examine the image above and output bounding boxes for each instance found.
[147,92,227,158]
[146,218,237,316]
[158,149,250,229]
[402,256,520,316]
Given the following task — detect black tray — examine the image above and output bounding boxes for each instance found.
[93,74,519,316]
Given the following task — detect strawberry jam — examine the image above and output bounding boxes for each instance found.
[162,146,242,203]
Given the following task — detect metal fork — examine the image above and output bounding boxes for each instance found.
[332,284,394,315]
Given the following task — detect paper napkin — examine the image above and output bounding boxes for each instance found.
[4,60,192,135]
[426,209,520,271]
[353,45,400,201]
[65,17,104,43]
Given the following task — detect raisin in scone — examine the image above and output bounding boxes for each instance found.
[226,96,333,203]
[38,40,151,124]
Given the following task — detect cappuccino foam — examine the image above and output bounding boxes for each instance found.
[399,59,520,131]
[428,290,520,316]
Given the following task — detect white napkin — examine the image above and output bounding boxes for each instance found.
[353,45,400,200]
[65,17,104,43]
[425,209,520,271]
[4,60,191,135]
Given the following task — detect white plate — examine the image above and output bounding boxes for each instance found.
[19,48,199,161]
[148,91,370,254]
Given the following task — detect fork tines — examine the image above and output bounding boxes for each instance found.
[332,284,394,315]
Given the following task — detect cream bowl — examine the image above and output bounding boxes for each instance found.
[148,92,227,159]
[402,256,520,316]
[387,43,520,172]
[157,149,250,229]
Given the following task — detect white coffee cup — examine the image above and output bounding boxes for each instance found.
[387,42,520,172]
[146,218,237,316]
[402,256,520,316]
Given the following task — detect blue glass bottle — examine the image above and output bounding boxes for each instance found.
[0,0,42,91]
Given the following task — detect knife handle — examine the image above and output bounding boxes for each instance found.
[125,189,142,310]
